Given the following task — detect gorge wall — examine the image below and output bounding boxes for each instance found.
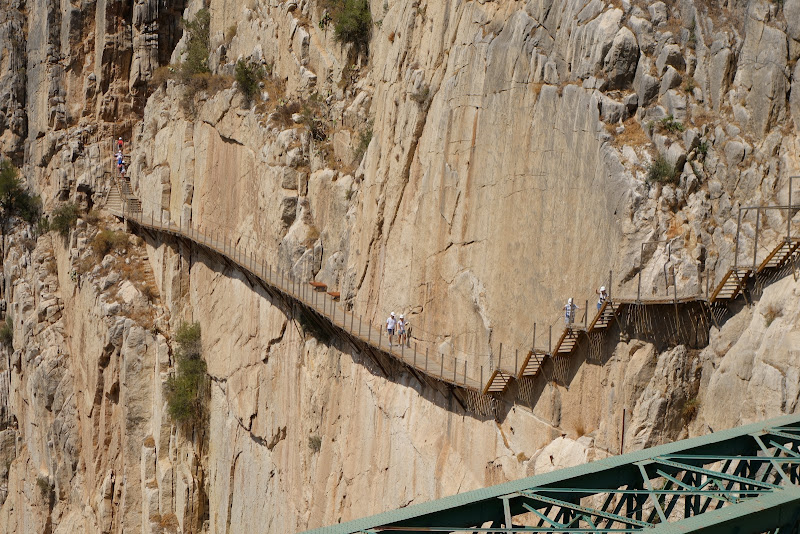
[0,0,799,532]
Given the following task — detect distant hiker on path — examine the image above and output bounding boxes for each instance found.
[386,312,396,347]
[596,286,608,310]
[117,137,124,152]
[397,314,406,346]
[564,298,578,327]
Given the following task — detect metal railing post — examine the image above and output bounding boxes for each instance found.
[463,360,467,385]
[734,207,742,270]
[789,176,795,242]
[440,355,443,378]
[753,207,761,268]
[515,349,518,375]
[413,343,417,368]
[359,315,362,338]
[585,300,588,328]
[498,343,502,371]
[425,348,428,372]
[549,326,552,353]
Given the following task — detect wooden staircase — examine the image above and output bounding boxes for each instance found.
[554,327,581,355]
[517,350,547,379]
[709,268,751,304]
[482,369,514,395]
[756,238,800,272]
[587,300,618,332]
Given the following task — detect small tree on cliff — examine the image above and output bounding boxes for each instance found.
[166,322,208,430]
[181,9,211,76]
[0,160,41,254]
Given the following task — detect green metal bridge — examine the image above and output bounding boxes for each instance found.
[302,415,800,533]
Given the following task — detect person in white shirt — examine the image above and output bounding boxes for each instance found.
[386,312,396,347]
[564,298,578,327]
[596,286,608,310]
[397,314,406,346]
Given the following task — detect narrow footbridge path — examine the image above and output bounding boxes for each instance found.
[105,170,800,409]
[301,414,800,533]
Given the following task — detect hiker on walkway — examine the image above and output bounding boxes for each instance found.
[564,298,578,327]
[386,312,396,347]
[119,163,126,178]
[397,314,406,346]
[116,151,123,169]
[596,285,608,310]
[117,137,124,152]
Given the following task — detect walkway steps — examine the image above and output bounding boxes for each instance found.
[482,370,513,395]
[587,300,617,331]
[709,268,751,303]
[517,350,547,379]
[554,327,582,355]
[757,238,800,272]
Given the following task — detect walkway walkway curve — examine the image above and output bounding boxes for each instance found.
[102,147,800,410]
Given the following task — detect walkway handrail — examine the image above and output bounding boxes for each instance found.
[101,141,800,398]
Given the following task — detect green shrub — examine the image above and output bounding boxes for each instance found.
[235,59,265,102]
[0,160,40,227]
[659,114,684,133]
[647,155,678,184]
[324,0,371,52]
[50,202,79,237]
[166,322,207,427]
[697,141,709,156]
[0,316,12,348]
[181,9,211,76]
[92,229,128,257]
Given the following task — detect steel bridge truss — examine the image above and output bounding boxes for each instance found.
[304,415,800,534]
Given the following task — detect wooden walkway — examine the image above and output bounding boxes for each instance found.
[104,173,800,400]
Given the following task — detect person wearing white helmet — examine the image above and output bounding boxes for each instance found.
[596,285,608,310]
[386,312,397,347]
[397,314,406,346]
[564,298,578,327]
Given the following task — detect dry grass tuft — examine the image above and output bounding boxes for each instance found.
[763,301,783,327]
[613,118,650,148]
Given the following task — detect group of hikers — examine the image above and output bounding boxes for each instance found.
[385,312,410,348]
[563,286,608,327]
[114,137,126,177]
[383,285,609,350]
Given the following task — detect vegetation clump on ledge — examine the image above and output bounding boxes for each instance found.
[235,59,266,102]
[50,202,80,237]
[322,0,372,53]
[166,322,208,428]
[646,154,679,185]
[0,159,41,231]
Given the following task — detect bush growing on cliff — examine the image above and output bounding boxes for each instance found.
[92,229,128,257]
[0,160,41,229]
[235,59,265,102]
[322,0,371,53]
[646,155,678,185]
[0,316,12,348]
[50,202,79,237]
[166,322,208,427]
[181,9,211,76]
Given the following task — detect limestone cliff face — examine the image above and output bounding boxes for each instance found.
[0,0,800,532]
